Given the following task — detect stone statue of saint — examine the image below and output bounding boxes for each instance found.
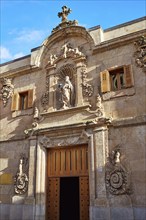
[58,75,74,109]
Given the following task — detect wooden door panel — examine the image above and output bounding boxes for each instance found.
[47,178,60,220]
[80,176,89,220]
[47,145,88,177]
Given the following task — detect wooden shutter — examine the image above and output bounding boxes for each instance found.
[11,93,19,111]
[124,65,134,87]
[100,70,111,93]
[27,89,33,108]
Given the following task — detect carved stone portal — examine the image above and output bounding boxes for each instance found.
[0,78,14,107]
[105,148,131,195]
[14,156,28,195]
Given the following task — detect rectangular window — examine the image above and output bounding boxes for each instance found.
[100,65,134,93]
[11,89,33,111]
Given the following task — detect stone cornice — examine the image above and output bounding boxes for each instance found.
[0,65,41,79]
[111,114,146,128]
[93,30,146,54]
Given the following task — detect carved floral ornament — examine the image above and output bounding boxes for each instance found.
[14,155,28,195]
[105,147,131,195]
[0,78,14,107]
[134,35,146,72]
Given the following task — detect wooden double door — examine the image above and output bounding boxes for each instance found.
[46,145,89,220]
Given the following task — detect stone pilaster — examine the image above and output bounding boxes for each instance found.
[93,126,109,205]
[74,59,85,106]
[35,140,47,220]
[46,66,56,112]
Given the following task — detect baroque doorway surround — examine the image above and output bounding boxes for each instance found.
[33,125,109,220]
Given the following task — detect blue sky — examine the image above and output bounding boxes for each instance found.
[0,0,145,64]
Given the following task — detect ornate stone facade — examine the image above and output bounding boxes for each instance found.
[0,8,145,220]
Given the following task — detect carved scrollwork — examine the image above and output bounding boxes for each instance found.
[14,155,28,195]
[134,35,146,72]
[105,148,131,195]
[0,78,14,107]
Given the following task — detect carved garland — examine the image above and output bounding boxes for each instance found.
[41,75,50,109]
[81,66,94,97]
[134,35,146,72]
[0,78,14,107]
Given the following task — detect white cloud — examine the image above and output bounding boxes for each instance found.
[15,29,47,43]
[0,46,12,60]
[0,46,25,63]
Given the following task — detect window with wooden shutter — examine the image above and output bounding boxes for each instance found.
[100,70,111,93]
[11,93,19,111]
[101,65,134,94]
[11,89,34,111]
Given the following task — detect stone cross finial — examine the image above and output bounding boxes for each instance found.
[58,6,72,23]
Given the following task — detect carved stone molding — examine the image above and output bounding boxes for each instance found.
[105,147,131,195]
[0,78,14,107]
[39,130,89,148]
[14,155,28,195]
[134,35,146,72]
[81,66,94,97]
